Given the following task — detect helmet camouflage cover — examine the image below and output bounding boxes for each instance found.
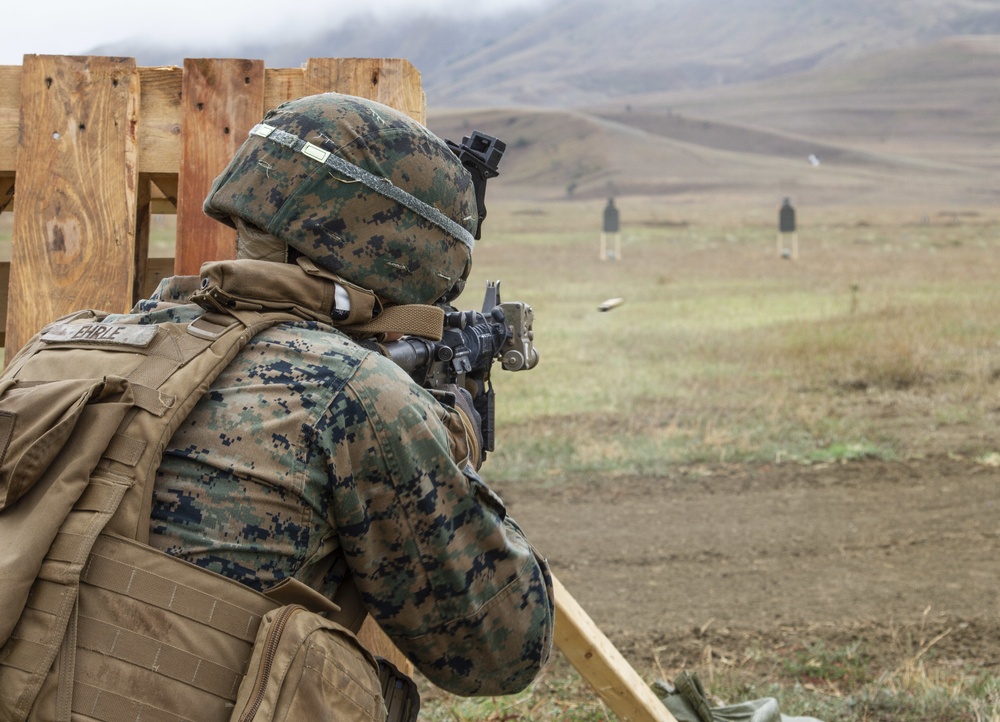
[204,93,479,306]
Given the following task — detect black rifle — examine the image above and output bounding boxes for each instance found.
[380,282,538,462]
[380,129,534,462]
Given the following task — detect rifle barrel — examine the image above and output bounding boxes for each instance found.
[381,338,432,373]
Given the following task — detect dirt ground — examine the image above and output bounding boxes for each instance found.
[499,454,1000,677]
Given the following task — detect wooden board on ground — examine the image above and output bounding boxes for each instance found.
[554,575,677,722]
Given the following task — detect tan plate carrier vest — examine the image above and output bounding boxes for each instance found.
[0,260,439,722]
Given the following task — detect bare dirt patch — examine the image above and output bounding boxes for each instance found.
[500,455,1000,677]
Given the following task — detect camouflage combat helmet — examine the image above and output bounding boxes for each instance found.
[204,93,478,306]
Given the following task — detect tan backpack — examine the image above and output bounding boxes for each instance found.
[0,261,417,722]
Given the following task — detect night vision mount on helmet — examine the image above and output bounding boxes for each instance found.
[204,93,503,307]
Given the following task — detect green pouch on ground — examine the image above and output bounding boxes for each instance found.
[654,671,825,722]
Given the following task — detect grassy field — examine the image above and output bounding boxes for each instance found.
[419,642,1000,722]
[421,197,1000,722]
[2,199,998,720]
[468,199,1000,482]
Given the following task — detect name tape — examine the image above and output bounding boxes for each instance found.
[41,323,159,347]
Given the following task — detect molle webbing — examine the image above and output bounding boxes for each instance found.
[0,306,300,720]
[0,469,132,720]
[0,266,388,721]
[73,534,277,722]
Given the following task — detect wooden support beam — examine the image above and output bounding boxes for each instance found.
[134,174,153,305]
[304,58,426,124]
[174,58,265,276]
[6,55,140,357]
[0,173,13,213]
[148,174,179,214]
[0,66,20,174]
[150,174,179,206]
[553,575,676,722]
[150,199,176,215]
[0,261,8,350]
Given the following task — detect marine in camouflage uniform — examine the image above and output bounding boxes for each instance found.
[104,94,553,696]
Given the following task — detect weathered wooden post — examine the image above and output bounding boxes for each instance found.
[7,56,141,357]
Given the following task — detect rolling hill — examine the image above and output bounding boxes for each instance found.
[92,0,1000,109]
[428,106,992,207]
[427,34,1000,206]
[88,0,1000,206]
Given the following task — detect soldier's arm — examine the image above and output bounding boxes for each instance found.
[326,353,553,696]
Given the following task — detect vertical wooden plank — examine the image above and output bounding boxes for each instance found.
[1,67,18,350]
[303,58,425,124]
[137,65,183,175]
[6,55,139,358]
[174,58,264,276]
[0,261,8,349]
[0,66,21,173]
[0,65,17,354]
[263,67,305,114]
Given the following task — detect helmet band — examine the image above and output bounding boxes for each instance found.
[250,123,476,252]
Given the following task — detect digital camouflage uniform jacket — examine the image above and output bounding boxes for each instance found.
[103,275,554,696]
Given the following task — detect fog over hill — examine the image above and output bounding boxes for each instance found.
[92,0,1000,205]
[426,29,999,206]
[423,0,1000,108]
[94,0,1000,108]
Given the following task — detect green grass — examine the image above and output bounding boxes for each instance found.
[705,634,1000,722]
[418,655,616,721]
[419,635,1000,722]
[441,200,1000,721]
[467,200,1000,480]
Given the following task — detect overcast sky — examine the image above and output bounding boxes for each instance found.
[1,0,548,65]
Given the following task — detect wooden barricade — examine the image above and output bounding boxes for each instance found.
[0,55,674,722]
[0,54,424,357]
[0,51,425,678]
